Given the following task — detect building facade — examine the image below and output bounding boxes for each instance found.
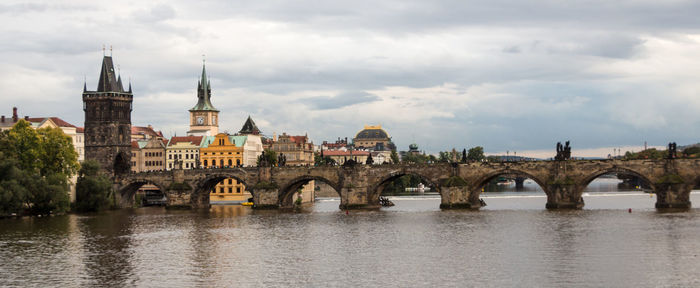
[237,116,264,166]
[270,133,315,203]
[130,138,167,172]
[166,136,203,170]
[324,150,370,165]
[83,55,133,175]
[271,133,314,166]
[200,133,247,202]
[187,62,219,136]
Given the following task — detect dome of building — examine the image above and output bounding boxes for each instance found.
[354,125,390,139]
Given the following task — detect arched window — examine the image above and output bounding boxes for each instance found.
[203,160,208,167]
[220,159,224,167]
[228,159,232,166]
[236,159,241,166]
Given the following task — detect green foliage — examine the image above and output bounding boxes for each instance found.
[257,148,278,166]
[0,121,76,216]
[656,174,684,184]
[467,146,486,162]
[390,149,400,164]
[36,127,79,176]
[75,160,113,212]
[624,148,665,160]
[381,175,424,194]
[683,146,700,157]
[440,176,469,187]
[402,153,431,164]
[314,152,336,166]
[438,151,450,163]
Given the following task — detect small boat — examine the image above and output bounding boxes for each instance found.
[241,202,254,206]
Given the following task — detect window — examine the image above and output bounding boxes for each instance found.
[228,159,232,166]
[228,179,232,185]
[236,159,241,166]
[220,187,224,193]
[236,187,241,193]
[228,187,232,193]
[220,159,224,167]
[203,160,208,166]
[169,154,172,159]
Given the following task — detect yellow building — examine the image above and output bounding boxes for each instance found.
[200,133,248,203]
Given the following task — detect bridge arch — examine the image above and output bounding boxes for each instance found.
[370,170,442,205]
[470,169,549,203]
[118,179,168,207]
[194,170,253,205]
[579,166,655,190]
[278,176,341,208]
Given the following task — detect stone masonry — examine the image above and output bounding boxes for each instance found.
[114,158,699,210]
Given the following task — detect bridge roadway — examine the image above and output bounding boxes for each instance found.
[115,159,699,210]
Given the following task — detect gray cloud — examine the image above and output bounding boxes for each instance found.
[305,91,380,110]
[1,0,699,155]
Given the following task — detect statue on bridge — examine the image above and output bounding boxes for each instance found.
[278,153,287,167]
[668,142,677,159]
[555,141,572,161]
[258,151,270,167]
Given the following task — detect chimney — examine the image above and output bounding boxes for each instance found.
[12,107,18,122]
[24,116,29,120]
[148,124,153,130]
[1,115,4,122]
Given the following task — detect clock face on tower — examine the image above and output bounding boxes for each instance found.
[196,116,204,125]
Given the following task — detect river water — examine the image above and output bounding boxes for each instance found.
[1,179,699,287]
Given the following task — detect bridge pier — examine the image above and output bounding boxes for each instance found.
[251,187,280,209]
[340,186,375,209]
[545,184,584,209]
[440,186,481,209]
[515,177,525,189]
[654,183,692,209]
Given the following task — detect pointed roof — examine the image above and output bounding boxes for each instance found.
[190,61,218,112]
[97,56,120,92]
[117,74,124,92]
[238,116,261,135]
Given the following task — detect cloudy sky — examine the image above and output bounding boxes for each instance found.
[1,0,699,157]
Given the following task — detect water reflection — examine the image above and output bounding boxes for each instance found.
[80,210,135,286]
[0,193,698,287]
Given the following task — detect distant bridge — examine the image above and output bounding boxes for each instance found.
[115,159,699,210]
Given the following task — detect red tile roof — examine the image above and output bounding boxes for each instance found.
[26,117,77,128]
[131,126,163,137]
[131,141,139,148]
[76,127,84,133]
[168,136,203,146]
[323,150,370,156]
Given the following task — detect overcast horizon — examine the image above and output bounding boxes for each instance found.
[1,1,699,157]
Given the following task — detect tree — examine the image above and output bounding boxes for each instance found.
[366,153,374,165]
[75,160,113,212]
[461,148,467,163]
[257,148,278,166]
[438,151,450,163]
[467,146,486,162]
[390,149,400,164]
[314,152,336,166]
[36,127,79,176]
[0,120,76,216]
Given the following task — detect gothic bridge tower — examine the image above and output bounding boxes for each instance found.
[83,55,133,175]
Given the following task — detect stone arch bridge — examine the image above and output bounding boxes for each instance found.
[115,159,699,210]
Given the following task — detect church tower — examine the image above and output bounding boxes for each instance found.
[83,55,133,175]
[187,61,219,136]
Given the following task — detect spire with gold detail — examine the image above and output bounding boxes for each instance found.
[190,59,218,112]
